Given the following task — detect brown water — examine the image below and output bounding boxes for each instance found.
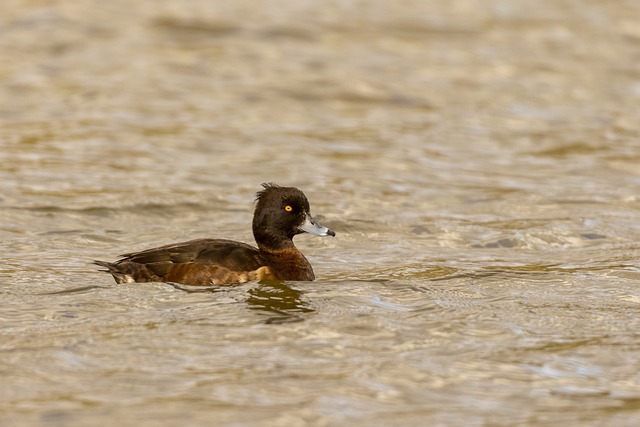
[2,0,640,425]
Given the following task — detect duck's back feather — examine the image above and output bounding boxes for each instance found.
[121,238,264,270]
[96,239,274,285]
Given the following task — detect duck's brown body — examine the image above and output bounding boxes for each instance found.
[95,239,315,285]
[95,184,334,286]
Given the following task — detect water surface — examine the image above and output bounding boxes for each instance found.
[2,1,640,425]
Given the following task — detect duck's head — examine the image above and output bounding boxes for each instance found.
[252,183,335,249]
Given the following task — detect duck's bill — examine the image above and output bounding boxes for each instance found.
[299,214,336,237]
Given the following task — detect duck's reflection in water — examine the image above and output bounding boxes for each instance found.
[169,281,314,324]
[247,281,314,324]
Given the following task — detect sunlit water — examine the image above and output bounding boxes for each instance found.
[2,0,640,426]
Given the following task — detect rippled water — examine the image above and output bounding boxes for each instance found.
[2,0,640,425]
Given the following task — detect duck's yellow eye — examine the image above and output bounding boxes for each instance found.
[284,205,293,212]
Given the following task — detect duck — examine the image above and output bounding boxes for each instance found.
[94,183,335,286]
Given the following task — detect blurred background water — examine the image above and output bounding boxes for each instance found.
[1,0,640,426]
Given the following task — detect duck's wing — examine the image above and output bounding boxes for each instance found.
[120,238,264,271]
[96,238,274,285]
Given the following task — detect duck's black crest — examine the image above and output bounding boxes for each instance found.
[255,182,281,202]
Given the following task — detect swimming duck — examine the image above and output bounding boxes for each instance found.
[95,183,335,286]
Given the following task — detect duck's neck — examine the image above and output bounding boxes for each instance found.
[252,225,295,250]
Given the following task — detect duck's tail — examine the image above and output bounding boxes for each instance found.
[93,260,135,284]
